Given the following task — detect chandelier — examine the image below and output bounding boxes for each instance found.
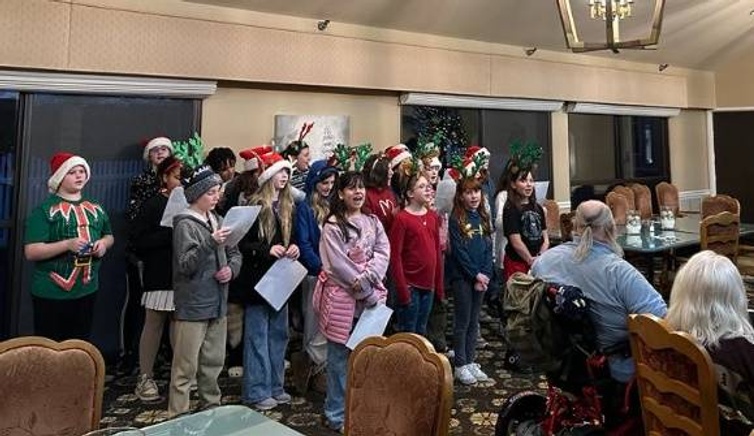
[556,0,666,53]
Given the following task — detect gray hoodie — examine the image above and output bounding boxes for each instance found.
[172,210,242,321]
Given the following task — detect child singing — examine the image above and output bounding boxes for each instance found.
[314,171,390,432]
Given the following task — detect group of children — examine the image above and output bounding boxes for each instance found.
[23,132,551,431]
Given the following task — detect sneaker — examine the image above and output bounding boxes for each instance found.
[135,373,160,401]
[468,363,489,382]
[273,392,292,404]
[503,350,533,374]
[454,364,476,385]
[253,397,278,411]
[228,366,243,378]
[190,379,198,392]
[445,349,455,360]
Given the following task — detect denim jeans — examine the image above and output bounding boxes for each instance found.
[395,287,434,335]
[325,340,350,429]
[452,279,484,367]
[242,303,289,404]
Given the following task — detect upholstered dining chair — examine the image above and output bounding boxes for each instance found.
[605,192,629,225]
[700,211,740,263]
[630,183,653,220]
[628,314,719,436]
[560,211,575,242]
[0,336,106,436]
[611,185,636,211]
[655,181,680,216]
[542,199,560,235]
[345,332,453,436]
[701,194,740,219]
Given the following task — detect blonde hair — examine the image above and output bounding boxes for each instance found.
[572,201,622,262]
[666,250,754,348]
[310,190,330,226]
[251,176,294,246]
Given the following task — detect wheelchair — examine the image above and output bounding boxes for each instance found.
[496,283,641,436]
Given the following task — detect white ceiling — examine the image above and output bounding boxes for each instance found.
[185,0,754,70]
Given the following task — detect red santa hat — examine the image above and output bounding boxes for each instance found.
[463,145,490,175]
[384,144,412,169]
[48,152,90,193]
[239,145,273,172]
[142,137,173,161]
[257,150,293,186]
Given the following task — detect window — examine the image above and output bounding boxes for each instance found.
[0,91,19,340]
[401,106,552,198]
[569,113,669,206]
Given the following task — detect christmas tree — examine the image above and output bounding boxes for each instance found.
[409,106,468,167]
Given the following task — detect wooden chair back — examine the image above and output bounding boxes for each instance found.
[630,183,654,220]
[700,211,740,263]
[605,192,629,225]
[560,211,575,242]
[612,185,636,211]
[628,314,719,436]
[542,199,560,235]
[0,337,105,435]
[702,195,740,219]
[655,182,680,216]
[345,333,452,436]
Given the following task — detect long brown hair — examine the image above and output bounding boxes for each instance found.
[452,177,491,238]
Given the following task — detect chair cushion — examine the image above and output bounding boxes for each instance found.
[347,342,442,435]
[0,346,98,435]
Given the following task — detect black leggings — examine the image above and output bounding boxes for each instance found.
[33,292,96,342]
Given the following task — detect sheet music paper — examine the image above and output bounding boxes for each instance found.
[535,181,550,205]
[255,258,307,311]
[160,187,189,228]
[222,206,261,247]
[346,304,394,350]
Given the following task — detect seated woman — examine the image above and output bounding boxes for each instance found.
[666,250,754,432]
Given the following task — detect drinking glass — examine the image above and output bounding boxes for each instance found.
[626,210,641,234]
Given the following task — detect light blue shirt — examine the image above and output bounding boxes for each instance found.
[530,239,667,382]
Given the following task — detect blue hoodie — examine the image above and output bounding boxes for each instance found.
[294,160,338,275]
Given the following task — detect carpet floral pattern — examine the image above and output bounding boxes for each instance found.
[100,317,546,435]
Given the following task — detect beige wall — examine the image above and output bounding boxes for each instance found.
[201,86,401,155]
[1,0,714,201]
[715,50,754,108]
[668,110,710,191]
[2,0,715,109]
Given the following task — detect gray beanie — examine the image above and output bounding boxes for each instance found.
[183,165,222,203]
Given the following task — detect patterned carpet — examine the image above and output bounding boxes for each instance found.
[100,314,547,435]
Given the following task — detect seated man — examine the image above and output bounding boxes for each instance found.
[531,200,667,384]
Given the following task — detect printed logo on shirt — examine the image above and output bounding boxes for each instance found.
[521,209,543,244]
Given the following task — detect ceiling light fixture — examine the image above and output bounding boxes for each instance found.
[317,19,330,31]
[556,0,666,53]
[658,63,669,71]
[525,47,538,56]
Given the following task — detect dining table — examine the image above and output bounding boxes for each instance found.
[141,405,305,436]
[616,213,754,283]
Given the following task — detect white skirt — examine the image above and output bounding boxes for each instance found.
[141,290,175,311]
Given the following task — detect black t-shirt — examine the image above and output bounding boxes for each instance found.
[503,200,546,262]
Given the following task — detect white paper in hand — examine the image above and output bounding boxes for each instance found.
[223,206,261,247]
[255,258,307,311]
[435,176,457,216]
[160,187,189,228]
[346,304,394,350]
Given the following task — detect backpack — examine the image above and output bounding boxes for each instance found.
[504,272,593,374]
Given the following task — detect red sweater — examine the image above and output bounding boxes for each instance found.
[388,209,444,304]
[363,187,398,233]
